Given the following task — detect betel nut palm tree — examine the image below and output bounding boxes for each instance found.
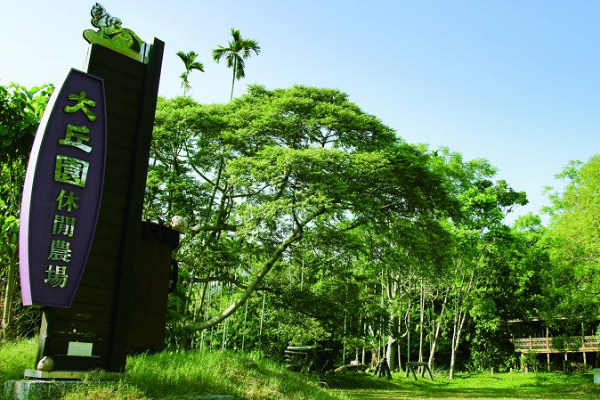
[176,51,205,96]
[212,28,261,102]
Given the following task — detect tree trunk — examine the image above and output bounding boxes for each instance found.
[449,314,459,380]
[448,267,474,379]
[397,311,403,371]
[406,299,411,364]
[418,281,425,363]
[386,336,397,372]
[241,299,248,351]
[449,307,467,379]
[343,315,347,365]
[1,253,17,340]
[429,290,448,370]
[230,64,237,102]
[385,275,399,371]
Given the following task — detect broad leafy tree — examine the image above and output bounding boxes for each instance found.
[147,85,459,336]
[543,155,600,330]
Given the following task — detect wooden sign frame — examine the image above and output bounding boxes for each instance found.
[32,39,164,373]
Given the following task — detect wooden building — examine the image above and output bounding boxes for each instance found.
[510,319,600,371]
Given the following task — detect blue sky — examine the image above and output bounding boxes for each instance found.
[2,1,599,223]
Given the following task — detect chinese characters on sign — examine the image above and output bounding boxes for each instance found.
[45,92,97,290]
[19,69,106,307]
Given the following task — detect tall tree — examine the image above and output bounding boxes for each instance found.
[543,155,600,327]
[428,148,527,378]
[176,51,205,96]
[147,86,459,334]
[212,28,261,102]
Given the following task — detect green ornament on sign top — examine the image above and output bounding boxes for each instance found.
[83,3,149,63]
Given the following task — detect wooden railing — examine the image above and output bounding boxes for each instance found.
[512,336,600,353]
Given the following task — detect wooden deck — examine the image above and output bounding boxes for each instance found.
[512,336,600,353]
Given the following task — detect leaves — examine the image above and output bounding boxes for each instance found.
[0,83,54,160]
[542,154,600,323]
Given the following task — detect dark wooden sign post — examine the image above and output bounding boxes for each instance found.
[20,4,165,376]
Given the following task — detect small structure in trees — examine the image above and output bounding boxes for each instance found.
[374,358,393,379]
[405,361,433,380]
[284,345,333,374]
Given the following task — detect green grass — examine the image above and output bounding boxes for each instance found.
[1,340,600,400]
[327,371,600,399]
[0,339,38,382]
[0,340,347,399]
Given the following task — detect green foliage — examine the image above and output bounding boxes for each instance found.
[0,82,52,340]
[552,335,583,353]
[542,155,600,326]
[519,352,542,373]
[0,83,53,160]
[147,85,458,343]
[0,216,19,252]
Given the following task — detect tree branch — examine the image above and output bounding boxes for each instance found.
[187,206,327,330]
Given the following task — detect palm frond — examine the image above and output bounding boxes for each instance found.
[213,47,229,62]
[190,62,205,72]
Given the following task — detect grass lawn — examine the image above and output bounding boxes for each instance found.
[2,339,600,399]
[327,371,600,400]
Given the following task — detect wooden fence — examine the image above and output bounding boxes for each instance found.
[512,336,600,353]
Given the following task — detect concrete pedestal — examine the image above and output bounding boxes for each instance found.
[4,379,80,400]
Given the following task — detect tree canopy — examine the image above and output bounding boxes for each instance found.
[147,85,460,330]
[542,155,600,325]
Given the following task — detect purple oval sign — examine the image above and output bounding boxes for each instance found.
[19,69,106,308]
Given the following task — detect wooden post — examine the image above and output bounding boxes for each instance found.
[546,328,551,372]
[581,323,585,366]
